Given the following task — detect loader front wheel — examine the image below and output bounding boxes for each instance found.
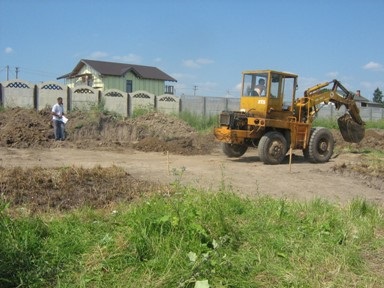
[258,131,287,165]
[221,143,248,158]
[303,127,334,163]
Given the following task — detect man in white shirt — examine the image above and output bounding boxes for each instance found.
[51,97,66,140]
[254,78,266,96]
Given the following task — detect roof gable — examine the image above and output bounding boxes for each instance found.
[353,94,369,102]
[60,59,177,82]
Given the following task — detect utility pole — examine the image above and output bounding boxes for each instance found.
[15,67,19,79]
[193,85,198,96]
[6,65,9,80]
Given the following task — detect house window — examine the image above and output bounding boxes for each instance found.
[126,80,133,93]
[165,85,174,95]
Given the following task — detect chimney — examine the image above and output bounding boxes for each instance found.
[356,90,361,97]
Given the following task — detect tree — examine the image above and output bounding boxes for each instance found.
[372,87,383,105]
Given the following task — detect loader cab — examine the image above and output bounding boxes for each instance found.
[240,70,298,118]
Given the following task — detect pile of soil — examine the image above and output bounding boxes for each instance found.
[332,128,384,151]
[0,108,216,154]
[0,165,165,213]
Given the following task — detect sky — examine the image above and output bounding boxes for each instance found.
[1,0,384,100]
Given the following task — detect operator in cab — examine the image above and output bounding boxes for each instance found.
[254,78,266,96]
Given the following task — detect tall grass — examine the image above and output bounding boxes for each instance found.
[177,111,384,132]
[177,111,217,132]
[364,118,384,129]
[314,117,384,129]
[1,192,383,287]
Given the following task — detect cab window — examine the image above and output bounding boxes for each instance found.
[282,77,296,109]
[242,73,268,96]
[270,74,281,98]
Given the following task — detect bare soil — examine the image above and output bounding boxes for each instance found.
[0,108,383,213]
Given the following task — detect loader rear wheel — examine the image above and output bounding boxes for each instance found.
[303,127,334,163]
[221,143,248,158]
[258,131,287,165]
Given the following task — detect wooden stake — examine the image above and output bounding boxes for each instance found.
[167,151,170,175]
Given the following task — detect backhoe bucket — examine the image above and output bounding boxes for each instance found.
[337,113,365,143]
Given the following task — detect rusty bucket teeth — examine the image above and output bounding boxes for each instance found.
[337,113,365,143]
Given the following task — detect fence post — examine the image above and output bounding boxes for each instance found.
[33,85,38,110]
[203,96,206,117]
[67,86,72,112]
[0,83,3,107]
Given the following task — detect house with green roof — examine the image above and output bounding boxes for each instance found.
[57,59,177,95]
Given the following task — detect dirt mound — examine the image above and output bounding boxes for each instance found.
[0,108,216,155]
[0,165,166,213]
[0,107,53,148]
[332,128,384,151]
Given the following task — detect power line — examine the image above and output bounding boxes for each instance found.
[18,67,59,77]
[1,65,60,81]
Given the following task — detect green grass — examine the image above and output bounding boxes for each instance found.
[132,105,155,118]
[1,191,383,287]
[177,111,217,132]
[364,118,384,129]
[313,117,384,129]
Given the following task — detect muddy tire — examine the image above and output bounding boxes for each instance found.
[221,143,248,158]
[258,131,287,165]
[303,127,334,163]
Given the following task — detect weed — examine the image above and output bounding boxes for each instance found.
[1,193,383,287]
[132,105,154,118]
[176,111,217,132]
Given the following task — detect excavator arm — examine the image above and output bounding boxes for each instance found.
[296,80,365,143]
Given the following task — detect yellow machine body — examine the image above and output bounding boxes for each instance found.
[214,70,365,164]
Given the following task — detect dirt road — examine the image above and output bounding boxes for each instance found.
[1,146,382,205]
[1,109,383,208]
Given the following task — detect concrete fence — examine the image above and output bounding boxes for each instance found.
[1,79,383,121]
[0,79,180,117]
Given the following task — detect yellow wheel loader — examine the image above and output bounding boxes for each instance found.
[214,70,365,164]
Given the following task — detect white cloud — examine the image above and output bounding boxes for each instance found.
[196,58,214,65]
[183,59,200,68]
[197,81,217,90]
[154,57,162,62]
[326,71,339,78]
[363,61,384,71]
[112,53,141,64]
[89,51,108,59]
[171,72,195,80]
[4,47,13,54]
[183,58,214,68]
[235,82,242,92]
